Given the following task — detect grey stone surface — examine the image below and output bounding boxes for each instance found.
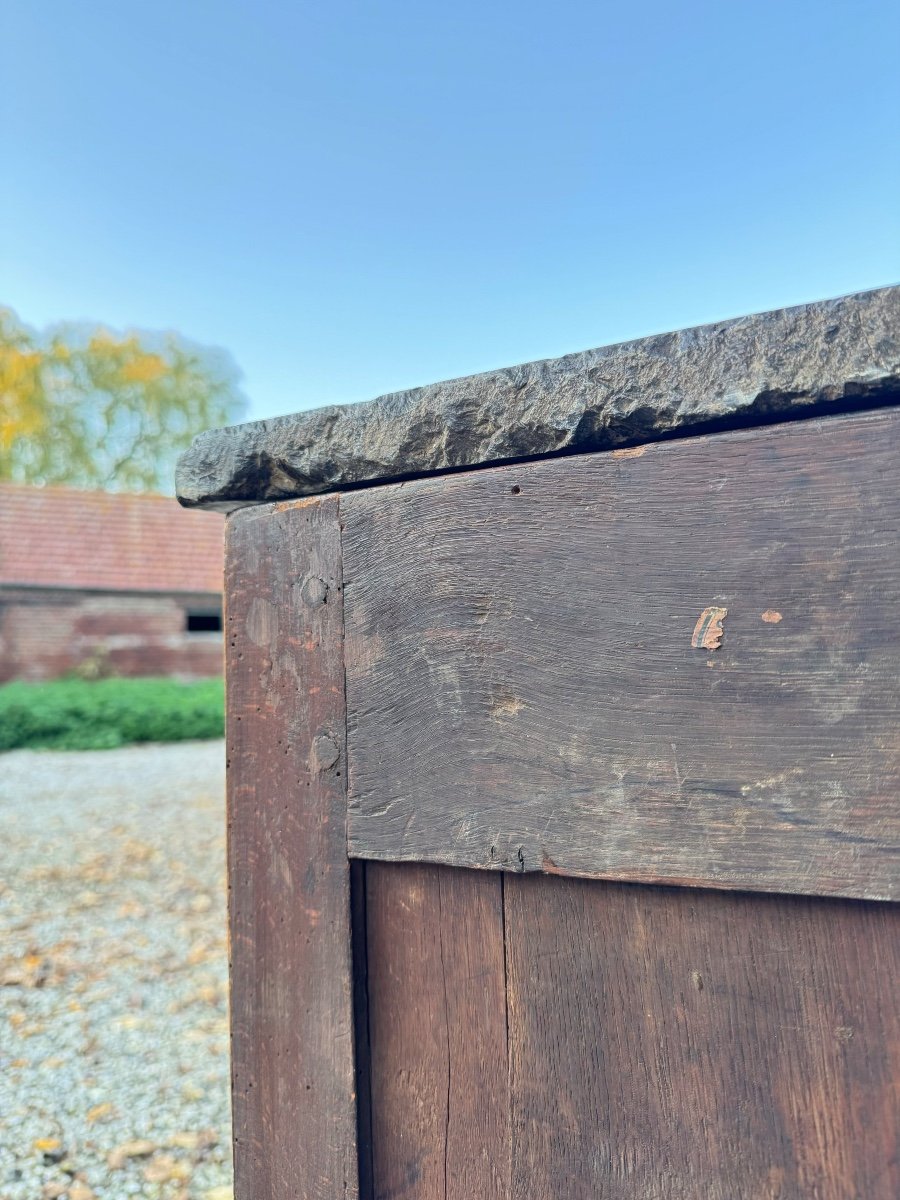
[177,286,900,509]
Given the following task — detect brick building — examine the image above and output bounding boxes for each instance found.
[0,484,225,682]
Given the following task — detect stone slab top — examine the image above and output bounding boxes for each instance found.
[176,285,900,510]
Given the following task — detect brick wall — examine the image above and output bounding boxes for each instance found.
[0,587,223,683]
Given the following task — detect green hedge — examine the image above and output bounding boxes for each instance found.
[0,676,225,751]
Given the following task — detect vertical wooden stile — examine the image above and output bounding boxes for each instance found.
[225,497,358,1200]
[364,862,509,1200]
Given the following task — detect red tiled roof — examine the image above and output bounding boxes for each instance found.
[0,484,224,594]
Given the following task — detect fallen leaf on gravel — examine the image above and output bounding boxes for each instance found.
[168,1129,218,1151]
[187,940,215,965]
[2,951,45,987]
[69,1182,96,1200]
[107,1139,159,1169]
[33,1137,62,1154]
[114,1013,147,1029]
[86,1101,114,1123]
[41,1183,67,1198]
[143,1154,191,1183]
[204,1188,233,1200]
[122,838,156,862]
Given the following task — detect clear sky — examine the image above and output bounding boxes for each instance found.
[2,1,898,423]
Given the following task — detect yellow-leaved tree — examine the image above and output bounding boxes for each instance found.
[0,306,246,492]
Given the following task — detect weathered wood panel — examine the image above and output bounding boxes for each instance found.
[364,863,900,1200]
[342,410,900,900]
[226,498,358,1200]
[504,871,900,1200]
[365,862,509,1200]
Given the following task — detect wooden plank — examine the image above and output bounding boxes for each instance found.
[225,498,358,1200]
[363,863,900,1200]
[365,861,509,1200]
[342,409,900,900]
[503,872,900,1200]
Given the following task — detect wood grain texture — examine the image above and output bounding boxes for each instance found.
[226,498,358,1200]
[342,410,900,900]
[365,862,509,1200]
[504,872,900,1200]
[364,863,900,1200]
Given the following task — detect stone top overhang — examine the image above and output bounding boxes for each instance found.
[176,285,900,511]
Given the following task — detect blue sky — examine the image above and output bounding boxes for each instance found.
[2,1,898,423]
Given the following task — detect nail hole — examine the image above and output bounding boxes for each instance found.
[510,485,521,495]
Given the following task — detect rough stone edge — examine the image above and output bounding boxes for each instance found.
[177,285,900,509]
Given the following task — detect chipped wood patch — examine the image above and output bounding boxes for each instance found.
[692,606,727,651]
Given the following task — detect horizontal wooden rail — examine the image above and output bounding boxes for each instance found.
[342,410,900,902]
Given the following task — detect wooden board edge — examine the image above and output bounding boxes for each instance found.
[347,843,898,906]
[225,497,360,1200]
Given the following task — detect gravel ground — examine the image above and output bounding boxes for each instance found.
[0,741,232,1200]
